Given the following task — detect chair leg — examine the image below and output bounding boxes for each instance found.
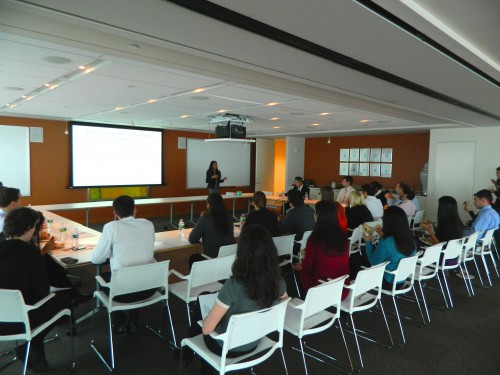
[280,348,289,375]
[298,339,308,375]
[458,265,472,297]
[489,252,500,278]
[22,341,31,375]
[391,296,406,345]
[462,263,475,296]
[378,300,394,347]
[412,288,426,326]
[338,320,354,372]
[440,270,454,308]
[434,274,449,309]
[107,313,115,370]
[291,266,301,298]
[349,315,364,369]
[417,281,430,324]
[185,303,192,327]
[481,254,493,286]
[166,301,177,347]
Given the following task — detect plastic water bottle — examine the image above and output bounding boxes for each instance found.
[59,224,67,242]
[240,214,246,226]
[178,219,185,238]
[72,228,80,250]
[47,219,54,235]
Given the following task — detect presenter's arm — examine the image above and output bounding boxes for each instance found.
[91,223,112,264]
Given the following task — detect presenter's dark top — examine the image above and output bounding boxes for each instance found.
[245,208,280,237]
[0,239,50,305]
[206,169,225,189]
[189,215,235,258]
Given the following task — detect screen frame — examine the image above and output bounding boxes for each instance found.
[69,121,164,188]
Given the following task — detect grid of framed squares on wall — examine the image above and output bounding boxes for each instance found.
[339,148,392,177]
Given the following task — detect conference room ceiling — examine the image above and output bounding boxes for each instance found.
[0,0,499,138]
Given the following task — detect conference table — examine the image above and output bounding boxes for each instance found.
[32,193,253,228]
[265,195,319,214]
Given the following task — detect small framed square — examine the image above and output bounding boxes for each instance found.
[349,148,359,162]
[339,163,349,175]
[359,163,369,176]
[340,149,349,162]
[381,148,393,163]
[381,163,392,178]
[370,163,381,176]
[370,148,381,162]
[359,148,370,162]
[349,163,359,176]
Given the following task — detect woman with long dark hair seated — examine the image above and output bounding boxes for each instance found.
[0,207,72,372]
[363,206,416,290]
[320,186,348,233]
[189,193,235,266]
[293,201,350,298]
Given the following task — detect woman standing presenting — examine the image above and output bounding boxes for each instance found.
[206,160,227,193]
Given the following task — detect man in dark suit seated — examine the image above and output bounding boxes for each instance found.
[292,176,310,200]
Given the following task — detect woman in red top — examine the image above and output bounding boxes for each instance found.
[294,201,350,299]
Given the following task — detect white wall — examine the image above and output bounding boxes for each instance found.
[427,126,500,221]
[285,137,305,191]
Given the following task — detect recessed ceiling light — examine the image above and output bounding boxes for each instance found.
[180,115,189,118]
[309,123,321,126]
[266,102,279,106]
[190,96,209,100]
[273,126,281,129]
[44,83,51,87]
[217,109,227,113]
[319,112,331,116]
[43,56,72,64]
[193,88,205,93]
[358,120,370,123]
[148,99,157,103]
[78,65,86,70]
[127,44,140,50]
[270,118,279,121]
[4,86,25,91]
[115,107,123,111]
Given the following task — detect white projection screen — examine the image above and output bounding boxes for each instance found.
[70,122,163,187]
[187,139,251,189]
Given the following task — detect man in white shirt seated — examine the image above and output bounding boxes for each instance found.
[336,176,356,205]
[362,183,384,220]
[396,183,417,217]
[91,195,156,333]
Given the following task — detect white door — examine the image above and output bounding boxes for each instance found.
[255,139,275,192]
[435,141,475,223]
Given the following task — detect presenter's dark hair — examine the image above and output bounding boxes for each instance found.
[207,193,232,235]
[0,187,20,208]
[320,186,334,203]
[474,189,493,202]
[232,224,281,307]
[381,206,414,256]
[3,207,39,238]
[342,176,353,185]
[207,161,218,171]
[287,189,303,207]
[113,195,135,218]
[362,183,376,196]
[309,201,347,255]
[252,191,267,209]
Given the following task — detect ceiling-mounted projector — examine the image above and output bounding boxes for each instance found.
[209,113,250,125]
[206,113,254,142]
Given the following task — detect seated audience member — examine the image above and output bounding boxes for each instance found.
[363,206,416,289]
[244,191,279,236]
[463,189,500,239]
[345,191,373,231]
[0,207,72,371]
[371,181,388,207]
[320,186,348,232]
[422,196,464,245]
[396,183,417,217]
[362,183,384,219]
[91,195,156,333]
[336,176,355,205]
[320,185,335,203]
[189,193,235,262]
[186,224,287,374]
[491,166,500,211]
[388,182,421,211]
[293,201,350,298]
[292,176,310,199]
[280,189,315,254]
[0,186,22,233]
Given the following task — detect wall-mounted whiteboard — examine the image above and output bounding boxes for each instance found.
[0,125,31,195]
[187,139,251,189]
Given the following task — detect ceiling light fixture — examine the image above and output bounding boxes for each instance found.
[64,124,69,135]
[193,88,205,93]
[319,112,331,116]
[265,102,279,106]
[327,118,332,144]
[180,115,189,118]
[359,120,370,123]
[270,118,279,121]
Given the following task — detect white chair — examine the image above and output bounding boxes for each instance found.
[437,239,468,308]
[91,261,176,372]
[284,275,352,374]
[381,253,424,345]
[415,242,447,322]
[475,229,500,287]
[0,290,75,375]
[410,210,426,233]
[340,261,393,370]
[170,255,235,326]
[201,243,238,259]
[294,230,312,252]
[461,231,481,294]
[180,298,291,375]
[273,235,301,297]
[347,226,363,256]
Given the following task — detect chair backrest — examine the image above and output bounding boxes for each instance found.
[110,260,170,299]
[441,238,463,263]
[218,243,238,258]
[462,231,480,258]
[0,289,31,340]
[348,226,363,255]
[273,235,295,257]
[480,229,496,250]
[295,230,312,251]
[411,210,426,228]
[418,242,445,273]
[190,254,236,289]
[223,298,290,354]
[303,275,348,319]
[391,253,420,287]
[350,261,389,301]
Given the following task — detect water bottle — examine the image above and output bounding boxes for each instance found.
[178,219,185,238]
[240,214,246,226]
[72,228,80,250]
[59,224,67,242]
[47,219,54,235]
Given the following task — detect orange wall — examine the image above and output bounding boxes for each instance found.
[0,116,254,224]
[273,139,286,194]
[305,133,430,191]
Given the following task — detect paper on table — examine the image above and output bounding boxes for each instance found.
[199,293,218,319]
[77,232,95,238]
